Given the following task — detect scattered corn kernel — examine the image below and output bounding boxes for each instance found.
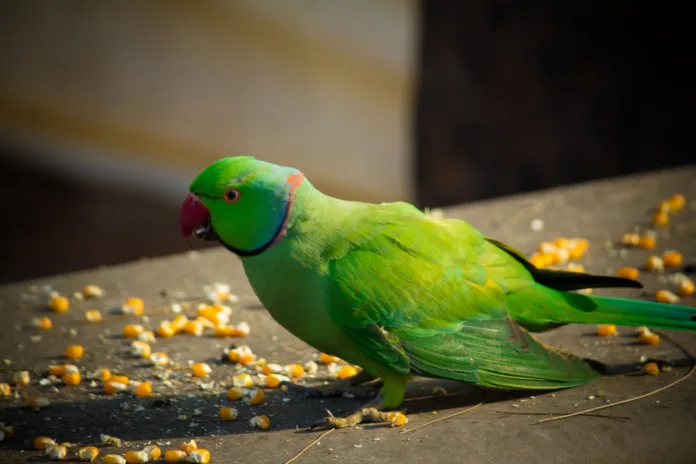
[639,332,661,346]
[0,383,11,397]
[181,440,197,455]
[89,368,111,382]
[134,381,152,397]
[620,233,640,246]
[183,320,204,336]
[227,387,245,400]
[32,316,53,330]
[130,341,152,358]
[195,316,215,330]
[656,289,679,304]
[529,253,553,269]
[284,363,304,378]
[123,324,145,338]
[65,344,84,360]
[245,388,265,405]
[143,445,161,460]
[616,267,640,280]
[192,363,212,377]
[665,194,686,212]
[103,455,127,464]
[204,282,233,303]
[677,279,695,297]
[14,370,30,386]
[637,236,656,250]
[232,374,253,388]
[637,326,652,336]
[26,396,50,409]
[319,353,340,365]
[645,256,664,272]
[62,372,81,385]
[197,305,229,326]
[122,297,144,316]
[651,211,669,227]
[219,406,239,421]
[149,352,170,367]
[78,446,100,461]
[188,449,211,463]
[565,262,584,273]
[304,360,318,375]
[265,373,290,388]
[100,434,123,446]
[157,321,176,338]
[82,285,104,298]
[337,365,359,379]
[568,238,589,260]
[214,325,236,337]
[125,450,149,463]
[35,436,57,449]
[165,450,188,463]
[662,250,683,268]
[643,362,660,375]
[228,346,256,365]
[49,295,69,313]
[249,415,270,430]
[110,375,128,385]
[235,321,251,336]
[105,381,128,394]
[49,365,66,376]
[261,363,283,375]
[172,315,189,332]
[596,324,617,337]
[387,411,408,427]
[47,444,67,460]
[83,310,103,323]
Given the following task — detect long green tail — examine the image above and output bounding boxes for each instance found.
[508,284,696,332]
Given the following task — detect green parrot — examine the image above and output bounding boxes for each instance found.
[180,156,696,428]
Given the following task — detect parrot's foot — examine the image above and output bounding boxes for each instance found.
[310,401,399,430]
[281,371,379,399]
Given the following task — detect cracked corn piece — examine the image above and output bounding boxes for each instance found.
[165,450,188,463]
[82,285,104,298]
[78,446,100,461]
[219,406,239,421]
[265,373,290,388]
[180,440,197,455]
[656,289,679,304]
[596,324,617,337]
[387,412,408,427]
[123,324,145,338]
[319,353,340,365]
[122,297,144,316]
[249,415,271,430]
[228,346,256,364]
[677,279,694,297]
[105,381,128,394]
[100,434,123,447]
[188,449,211,463]
[284,363,304,378]
[131,341,152,358]
[227,387,245,400]
[232,374,253,388]
[84,310,103,323]
[191,363,212,377]
[32,316,53,330]
[149,352,170,367]
[49,295,69,313]
[643,362,660,375]
[638,332,660,346]
[645,256,664,272]
[616,267,639,280]
[125,450,149,463]
[157,321,176,338]
[134,381,152,397]
[104,456,127,464]
[14,371,30,386]
[337,365,358,379]
[35,436,57,449]
[47,445,67,460]
[662,250,683,268]
[143,445,161,460]
[62,372,81,385]
[245,389,265,405]
[0,383,11,397]
[65,344,84,360]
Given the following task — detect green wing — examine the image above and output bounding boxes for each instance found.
[325,210,599,389]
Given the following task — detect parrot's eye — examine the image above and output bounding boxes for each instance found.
[224,188,241,204]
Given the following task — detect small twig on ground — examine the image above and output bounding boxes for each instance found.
[400,391,486,434]
[284,428,335,464]
[494,410,630,421]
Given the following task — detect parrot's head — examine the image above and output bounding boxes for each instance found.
[180,156,305,256]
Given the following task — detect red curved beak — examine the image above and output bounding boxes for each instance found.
[180,194,210,239]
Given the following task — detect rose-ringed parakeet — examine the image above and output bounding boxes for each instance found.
[180,157,696,429]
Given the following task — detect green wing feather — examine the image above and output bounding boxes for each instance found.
[324,210,600,390]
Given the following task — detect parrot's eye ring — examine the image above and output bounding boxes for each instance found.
[224,188,241,204]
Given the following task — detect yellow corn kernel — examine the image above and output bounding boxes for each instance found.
[246,388,265,405]
[49,295,69,313]
[149,352,170,367]
[337,365,358,379]
[528,253,552,269]
[195,316,215,330]
[620,232,640,246]
[662,250,683,268]
[537,241,556,254]
[228,346,256,365]
[249,415,271,430]
[35,436,57,449]
[32,316,53,330]
[78,446,100,461]
[105,381,128,394]
[220,406,239,421]
[143,445,161,460]
[637,236,656,250]
[26,396,50,409]
[656,289,679,304]
[122,297,144,316]
[665,194,686,212]
[197,305,229,325]
[552,237,570,250]
[235,321,251,336]
[567,238,589,260]
[62,372,81,385]
[188,449,211,464]
[125,450,149,463]
[183,320,203,336]
[638,332,661,346]
[616,267,640,280]
[596,324,617,337]
[637,326,652,336]
[47,444,67,460]
[651,211,669,227]
[319,353,340,365]
[103,455,126,464]
[172,314,189,332]
[232,374,253,388]
[550,248,570,265]
[645,256,664,272]
[82,285,104,299]
[130,341,151,358]
[387,411,408,427]
[49,365,66,376]
[192,363,212,377]
[137,331,156,345]
[65,344,84,360]
[284,363,304,378]
[265,373,290,388]
[261,363,282,375]
[111,375,129,385]
[157,321,176,338]
[643,362,660,375]
[0,383,11,397]
[214,325,237,337]
[14,370,30,386]
[565,262,585,273]
[677,279,695,297]
[134,381,152,397]
[226,387,245,401]
[92,368,111,382]
[164,450,188,463]
[83,309,103,323]
[123,324,145,338]
[181,439,197,455]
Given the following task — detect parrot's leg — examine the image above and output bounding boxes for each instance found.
[282,370,379,399]
[309,372,408,430]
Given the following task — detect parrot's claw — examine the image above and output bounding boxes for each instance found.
[309,404,392,430]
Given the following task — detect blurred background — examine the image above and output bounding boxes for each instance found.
[0,1,692,284]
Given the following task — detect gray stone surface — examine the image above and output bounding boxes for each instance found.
[0,166,695,463]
